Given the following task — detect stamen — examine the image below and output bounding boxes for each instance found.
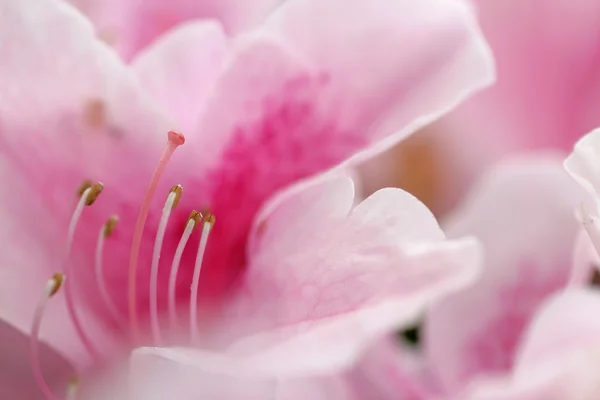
[66,375,80,400]
[64,185,101,360]
[31,273,65,400]
[149,185,182,345]
[580,203,600,259]
[95,215,124,324]
[128,130,185,342]
[66,185,92,255]
[190,214,215,342]
[168,210,202,330]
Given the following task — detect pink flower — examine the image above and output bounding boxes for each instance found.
[422,155,588,396]
[15,174,483,398]
[359,0,600,214]
[462,288,600,400]
[0,0,493,395]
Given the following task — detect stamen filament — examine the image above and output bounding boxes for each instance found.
[64,184,103,360]
[31,273,65,400]
[168,211,201,330]
[190,214,215,342]
[65,187,91,255]
[149,186,182,345]
[128,130,185,343]
[95,216,124,324]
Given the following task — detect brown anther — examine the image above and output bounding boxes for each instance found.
[104,215,119,237]
[68,374,80,387]
[84,99,107,128]
[169,185,183,209]
[187,210,203,229]
[76,180,93,197]
[49,273,65,297]
[204,213,216,227]
[85,182,104,206]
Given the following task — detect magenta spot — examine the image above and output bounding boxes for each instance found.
[459,260,570,384]
[192,73,368,302]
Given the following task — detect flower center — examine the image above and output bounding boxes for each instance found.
[30,131,217,399]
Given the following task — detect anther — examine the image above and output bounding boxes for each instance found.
[76,180,93,197]
[188,210,203,228]
[128,130,185,342]
[168,210,202,330]
[48,273,65,297]
[104,215,119,237]
[85,182,104,206]
[170,184,183,210]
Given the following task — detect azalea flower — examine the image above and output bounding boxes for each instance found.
[421,155,587,397]
[462,288,600,400]
[359,0,600,215]
[0,0,493,396]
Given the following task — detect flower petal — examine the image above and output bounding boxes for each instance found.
[67,0,279,59]
[0,320,73,399]
[216,176,481,375]
[0,0,168,362]
[564,128,600,197]
[425,154,586,393]
[265,0,495,162]
[465,289,600,400]
[131,21,229,133]
[439,0,600,168]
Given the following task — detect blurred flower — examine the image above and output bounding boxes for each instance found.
[463,288,600,400]
[422,155,588,397]
[0,0,493,396]
[360,0,600,215]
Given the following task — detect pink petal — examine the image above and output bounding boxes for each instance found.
[131,21,229,133]
[465,289,600,400]
[344,335,441,400]
[569,229,600,286]
[0,0,168,360]
[216,175,481,374]
[67,0,279,60]
[439,0,600,164]
[425,155,586,393]
[265,0,494,164]
[564,128,600,196]
[0,321,72,399]
[515,289,600,372]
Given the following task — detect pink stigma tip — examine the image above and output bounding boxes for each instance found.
[168,130,185,146]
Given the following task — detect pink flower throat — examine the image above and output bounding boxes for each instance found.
[31,131,213,400]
